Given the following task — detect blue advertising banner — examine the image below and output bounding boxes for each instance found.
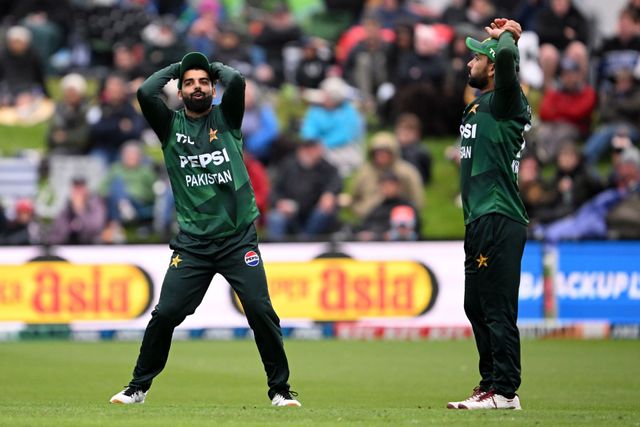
[519,241,544,320]
[519,241,640,322]
[555,242,640,322]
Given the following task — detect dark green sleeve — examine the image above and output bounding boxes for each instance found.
[492,31,521,120]
[211,62,245,130]
[136,63,180,143]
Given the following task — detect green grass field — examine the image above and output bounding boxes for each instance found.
[1,339,638,426]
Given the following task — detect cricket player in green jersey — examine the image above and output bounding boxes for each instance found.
[109,52,300,407]
[446,19,530,410]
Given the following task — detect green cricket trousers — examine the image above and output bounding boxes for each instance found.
[128,224,290,399]
[464,213,527,398]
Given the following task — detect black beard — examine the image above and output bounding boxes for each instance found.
[183,93,213,113]
[468,74,489,90]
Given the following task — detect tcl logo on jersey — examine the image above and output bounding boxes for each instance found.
[244,251,260,267]
[176,133,196,145]
[459,123,477,139]
[179,148,230,168]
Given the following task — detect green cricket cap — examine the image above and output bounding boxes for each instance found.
[465,37,498,62]
[178,52,211,89]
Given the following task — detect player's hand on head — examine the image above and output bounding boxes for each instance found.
[485,18,522,43]
[501,19,522,42]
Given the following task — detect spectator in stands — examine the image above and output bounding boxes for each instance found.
[47,73,90,156]
[356,171,420,241]
[100,142,157,238]
[394,113,432,184]
[368,0,418,29]
[584,67,640,165]
[385,20,415,88]
[112,43,147,91]
[534,0,590,89]
[88,73,146,165]
[244,150,270,228]
[606,158,640,238]
[349,131,423,221]
[253,3,304,87]
[242,79,279,165]
[536,140,603,223]
[48,177,106,245]
[535,56,597,163]
[514,0,547,31]
[141,15,186,70]
[294,37,331,89]
[533,147,640,242]
[0,198,39,245]
[0,26,49,105]
[301,76,364,177]
[185,0,221,59]
[9,0,72,62]
[213,23,255,78]
[343,14,391,112]
[441,0,496,31]
[595,7,640,89]
[392,23,449,135]
[267,139,341,241]
[518,154,556,226]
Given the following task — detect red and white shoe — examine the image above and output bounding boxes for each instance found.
[446,386,485,409]
[458,391,521,410]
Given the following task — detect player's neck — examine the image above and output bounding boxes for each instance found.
[185,106,212,119]
[480,80,495,93]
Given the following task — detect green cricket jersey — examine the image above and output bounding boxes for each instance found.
[137,62,259,238]
[459,32,530,226]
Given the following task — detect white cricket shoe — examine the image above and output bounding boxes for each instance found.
[271,390,301,407]
[458,391,521,410]
[110,387,147,404]
[447,386,485,409]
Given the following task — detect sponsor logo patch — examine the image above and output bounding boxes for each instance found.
[244,251,260,267]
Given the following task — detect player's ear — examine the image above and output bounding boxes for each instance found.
[488,62,496,79]
[178,90,183,100]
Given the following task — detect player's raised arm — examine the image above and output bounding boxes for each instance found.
[211,62,245,130]
[136,63,179,142]
[486,19,523,119]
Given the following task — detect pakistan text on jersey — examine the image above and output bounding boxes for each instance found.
[179,148,230,168]
[185,170,233,187]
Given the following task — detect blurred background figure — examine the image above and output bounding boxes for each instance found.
[535,56,597,164]
[301,76,364,177]
[100,142,157,242]
[343,13,391,114]
[243,149,270,230]
[394,113,432,185]
[534,0,590,89]
[356,171,420,241]
[0,198,39,245]
[88,73,145,166]
[0,26,49,105]
[535,140,603,224]
[47,73,90,156]
[252,3,303,87]
[584,67,640,165]
[241,79,279,165]
[267,139,341,241]
[185,0,222,59]
[533,147,640,242]
[48,176,106,245]
[349,131,423,221]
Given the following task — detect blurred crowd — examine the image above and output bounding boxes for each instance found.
[0,0,639,245]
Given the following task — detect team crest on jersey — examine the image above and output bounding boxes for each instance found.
[244,251,260,267]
